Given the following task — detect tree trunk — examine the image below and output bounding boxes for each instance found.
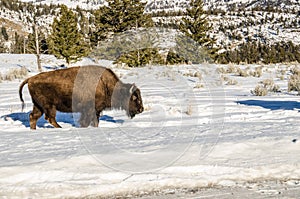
[35,25,42,72]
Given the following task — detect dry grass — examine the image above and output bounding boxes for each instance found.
[1,67,28,81]
[288,73,300,95]
[182,70,202,82]
[290,66,300,76]
[219,65,264,78]
[252,78,280,96]
[216,64,237,74]
[251,85,268,96]
[194,83,204,89]
[221,75,238,86]
[227,64,237,73]
[185,104,193,115]
[193,71,202,79]
[236,67,249,77]
[252,67,263,77]
[226,78,238,85]
[287,66,300,94]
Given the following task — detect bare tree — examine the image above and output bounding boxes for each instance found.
[26,21,47,72]
[34,24,42,72]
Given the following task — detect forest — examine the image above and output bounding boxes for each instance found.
[0,0,300,65]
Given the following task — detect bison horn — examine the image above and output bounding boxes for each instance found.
[129,84,136,94]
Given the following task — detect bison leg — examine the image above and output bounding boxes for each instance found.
[45,106,62,128]
[79,113,90,127]
[79,111,99,127]
[29,105,43,130]
[90,112,100,127]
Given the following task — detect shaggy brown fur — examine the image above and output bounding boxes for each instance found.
[19,65,144,129]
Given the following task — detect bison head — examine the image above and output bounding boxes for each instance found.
[112,83,144,118]
[127,84,144,118]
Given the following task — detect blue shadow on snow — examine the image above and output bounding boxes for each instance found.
[237,100,300,111]
[1,112,124,128]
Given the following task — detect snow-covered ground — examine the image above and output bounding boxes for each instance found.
[0,54,300,198]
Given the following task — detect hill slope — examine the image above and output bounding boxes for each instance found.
[1,0,300,57]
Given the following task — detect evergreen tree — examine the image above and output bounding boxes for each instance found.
[48,5,89,65]
[12,32,25,54]
[178,0,217,62]
[92,29,161,67]
[166,50,188,65]
[26,27,48,54]
[93,0,153,44]
[0,41,6,53]
[116,48,163,67]
[1,27,9,41]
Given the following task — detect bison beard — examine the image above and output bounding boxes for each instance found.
[19,65,144,129]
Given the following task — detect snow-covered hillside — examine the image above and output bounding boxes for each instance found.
[0,54,300,198]
[149,0,300,50]
[1,0,299,55]
[21,0,105,9]
[1,0,298,54]
[146,0,300,12]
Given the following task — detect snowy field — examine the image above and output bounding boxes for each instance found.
[0,54,300,198]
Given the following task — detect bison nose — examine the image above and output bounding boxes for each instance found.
[140,107,144,112]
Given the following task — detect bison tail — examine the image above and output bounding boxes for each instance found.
[19,78,29,112]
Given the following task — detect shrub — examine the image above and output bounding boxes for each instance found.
[253,67,262,77]
[4,67,28,81]
[185,104,193,115]
[227,64,237,73]
[288,73,300,95]
[166,50,188,65]
[194,83,204,89]
[236,67,249,77]
[193,71,202,79]
[278,75,285,81]
[251,85,268,96]
[252,78,280,96]
[216,67,226,74]
[183,71,201,80]
[290,66,300,76]
[260,79,274,87]
[221,75,238,85]
[226,78,238,85]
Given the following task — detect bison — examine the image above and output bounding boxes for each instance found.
[19,65,144,129]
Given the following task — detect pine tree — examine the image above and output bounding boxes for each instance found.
[12,32,25,54]
[93,29,161,67]
[0,41,6,53]
[48,5,89,65]
[1,27,9,41]
[93,0,153,44]
[178,0,217,62]
[26,26,48,54]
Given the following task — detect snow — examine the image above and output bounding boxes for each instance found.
[20,0,105,10]
[0,54,300,198]
[3,0,300,55]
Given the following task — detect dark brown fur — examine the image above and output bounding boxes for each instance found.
[19,65,144,129]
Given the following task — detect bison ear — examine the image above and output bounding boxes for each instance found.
[129,84,136,94]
